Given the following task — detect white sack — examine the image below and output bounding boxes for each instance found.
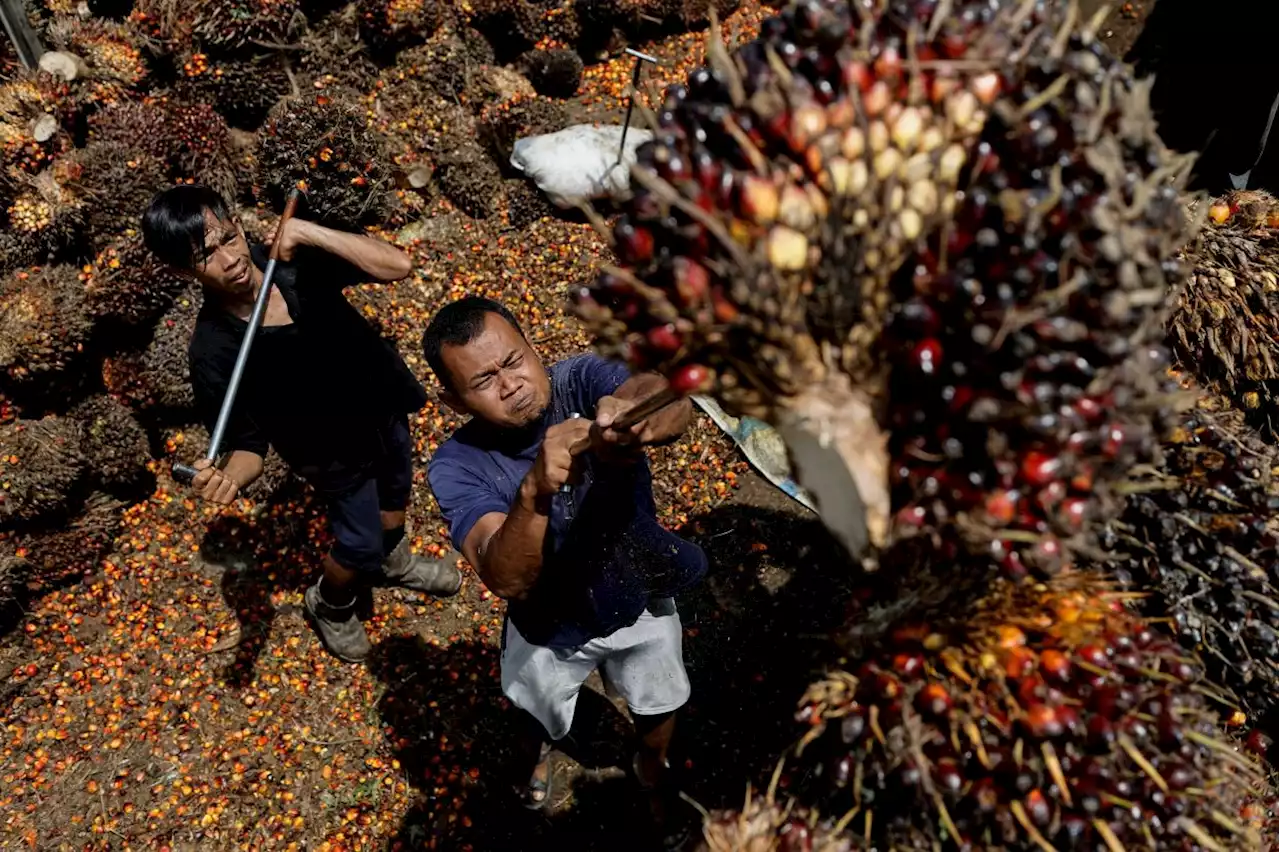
[510,124,654,209]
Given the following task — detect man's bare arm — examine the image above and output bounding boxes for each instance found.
[277,219,412,282]
[460,481,550,600]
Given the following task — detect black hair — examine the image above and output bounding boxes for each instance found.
[140,184,233,270]
[422,296,524,391]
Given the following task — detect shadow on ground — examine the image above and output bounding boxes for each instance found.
[380,499,857,851]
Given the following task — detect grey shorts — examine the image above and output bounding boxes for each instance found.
[500,598,691,741]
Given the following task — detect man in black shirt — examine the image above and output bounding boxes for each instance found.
[141,185,462,663]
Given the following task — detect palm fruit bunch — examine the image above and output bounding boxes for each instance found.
[792,569,1275,850]
[1,169,85,269]
[505,177,552,230]
[528,0,581,48]
[176,51,292,129]
[257,90,396,231]
[44,16,147,106]
[435,139,502,219]
[101,285,199,416]
[296,5,380,93]
[131,0,300,54]
[0,415,87,527]
[356,0,447,58]
[54,140,168,248]
[3,491,123,595]
[696,794,853,851]
[478,93,569,161]
[464,0,550,56]
[516,48,583,98]
[83,233,188,330]
[0,265,94,396]
[384,27,494,105]
[90,98,239,199]
[69,394,151,494]
[1168,191,1279,438]
[0,72,77,191]
[1104,399,1279,745]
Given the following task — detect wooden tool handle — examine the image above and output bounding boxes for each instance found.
[267,190,302,262]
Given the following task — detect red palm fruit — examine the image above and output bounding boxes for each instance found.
[1076,644,1110,668]
[1024,789,1051,827]
[646,325,683,355]
[669,364,712,396]
[914,683,951,717]
[994,625,1025,649]
[934,759,963,794]
[1023,703,1063,738]
[1020,451,1063,487]
[614,220,655,265]
[892,652,924,678]
[1040,649,1071,682]
[1001,646,1035,679]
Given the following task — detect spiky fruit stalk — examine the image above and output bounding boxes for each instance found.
[1168,190,1279,438]
[0,265,94,397]
[517,48,584,98]
[0,415,87,528]
[878,16,1193,573]
[0,73,77,193]
[44,16,146,106]
[89,97,239,199]
[54,141,168,249]
[130,0,301,54]
[3,491,122,597]
[83,234,188,330]
[69,395,151,494]
[257,90,397,230]
[1104,398,1278,741]
[101,286,200,417]
[793,569,1275,851]
[697,795,854,851]
[435,139,502,219]
[176,52,292,130]
[356,0,447,57]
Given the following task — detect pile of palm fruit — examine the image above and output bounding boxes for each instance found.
[569,0,1278,848]
[5,0,735,617]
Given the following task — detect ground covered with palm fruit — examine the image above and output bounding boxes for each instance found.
[1,0,1277,850]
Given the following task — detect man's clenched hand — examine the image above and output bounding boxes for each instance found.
[262,217,316,262]
[523,418,592,498]
[190,457,241,505]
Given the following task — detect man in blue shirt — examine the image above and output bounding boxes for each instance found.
[423,297,707,841]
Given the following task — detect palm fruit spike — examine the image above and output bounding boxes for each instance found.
[297,5,381,94]
[257,90,396,231]
[879,11,1198,573]
[101,286,200,416]
[793,568,1275,851]
[54,141,168,250]
[43,16,146,106]
[5,491,123,596]
[435,139,502,219]
[90,98,239,199]
[1,168,85,270]
[517,48,584,98]
[0,73,77,195]
[192,0,301,52]
[84,233,187,330]
[69,395,151,494]
[176,52,292,131]
[697,794,854,851]
[1168,190,1279,439]
[0,265,94,396]
[574,0,1039,408]
[356,0,448,58]
[0,415,87,528]
[1104,398,1278,742]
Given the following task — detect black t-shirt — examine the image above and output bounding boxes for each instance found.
[188,244,428,495]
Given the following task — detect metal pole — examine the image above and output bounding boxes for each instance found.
[617,48,658,165]
[0,0,44,69]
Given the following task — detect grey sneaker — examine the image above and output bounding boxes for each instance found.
[380,538,462,597]
[304,583,372,663]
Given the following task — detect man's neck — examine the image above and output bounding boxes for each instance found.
[212,264,266,320]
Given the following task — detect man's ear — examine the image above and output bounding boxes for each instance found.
[437,388,467,416]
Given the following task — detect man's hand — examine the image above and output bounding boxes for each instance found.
[190,457,241,505]
[263,217,317,262]
[524,418,592,498]
[592,395,647,462]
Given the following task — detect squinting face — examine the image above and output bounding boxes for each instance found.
[442,312,550,429]
[189,209,255,296]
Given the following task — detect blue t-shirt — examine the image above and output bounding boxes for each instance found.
[428,354,708,648]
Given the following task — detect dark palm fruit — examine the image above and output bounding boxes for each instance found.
[257,91,396,231]
[879,15,1195,576]
[435,140,503,220]
[175,52,293,131]
[84,233,188,330]
[3,491,122,597]
[698,795,854,851]
[1168,191,1278,438]
[55,140,168,249]
[357,0,446,57]
[0,415,87,528]
[0,265,93,397]
[1107,399,1279,736]
[102,286,200,416]
[574,0,1055,420]
[794,570,1274,851]
[131,0,300,54]
[69,395,150,494]
[517,49,584,99]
